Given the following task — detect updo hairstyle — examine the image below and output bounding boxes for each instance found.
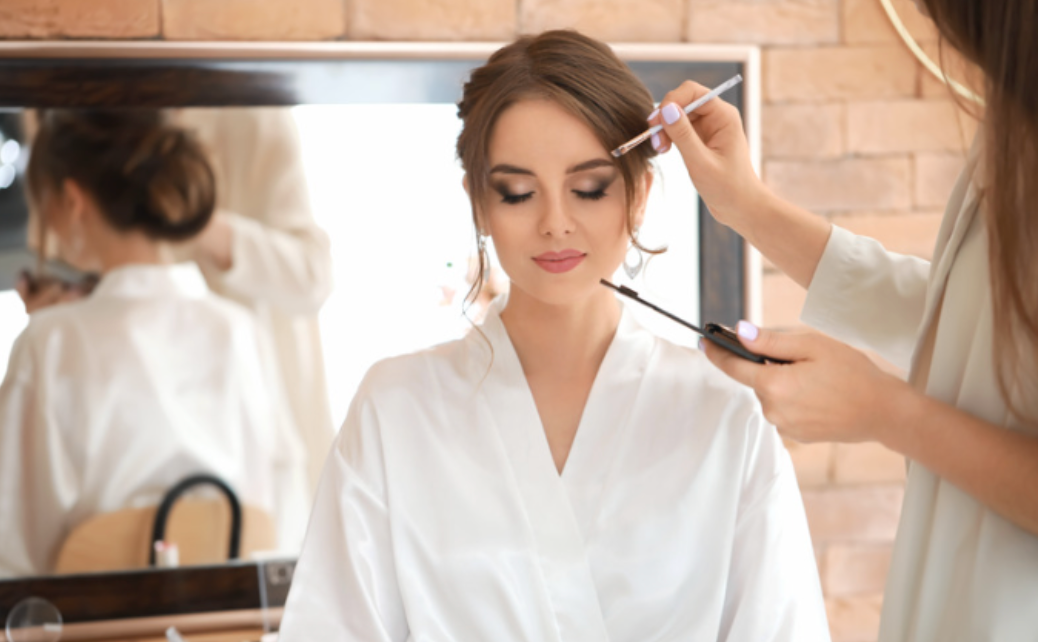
[456,30,661,302]
[27,109,216,242]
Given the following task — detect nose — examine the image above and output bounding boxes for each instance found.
[537,192,575,238]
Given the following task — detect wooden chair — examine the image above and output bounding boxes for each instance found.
[54,476,277,575]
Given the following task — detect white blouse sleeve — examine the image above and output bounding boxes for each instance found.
[278,385,408,641]
[204,108,334,316]
[802,225,931,371]
[719,399,831,642]
[0,332,75,578]
[217,211,333,316]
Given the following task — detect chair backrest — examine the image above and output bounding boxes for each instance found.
[54,500,277,574]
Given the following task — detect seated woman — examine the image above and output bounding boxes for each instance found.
[0,110,308,577]
[280,31,828,641]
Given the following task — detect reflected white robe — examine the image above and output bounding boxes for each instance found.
[26,107,336,496]
[0,263,309,577]
[280,301,829,641]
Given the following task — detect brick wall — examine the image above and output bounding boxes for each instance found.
[1,1,974,640]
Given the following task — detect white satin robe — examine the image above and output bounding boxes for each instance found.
[280,300,829,641]
[0,263,309,577]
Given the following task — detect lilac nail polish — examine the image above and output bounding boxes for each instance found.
[698,337,705,351]
[651,133,661,151]
[647,108,660,122]
[662,103,682,125]
[736,320,759,341]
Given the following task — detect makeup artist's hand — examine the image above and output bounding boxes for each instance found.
[649,81,767,227]
[15,273,85,314]
[191,211,234,272]
[701,321,910,444]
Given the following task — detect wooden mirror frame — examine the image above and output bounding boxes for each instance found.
[0,560,294,640]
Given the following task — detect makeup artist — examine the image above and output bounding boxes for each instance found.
[650,0,1038,639]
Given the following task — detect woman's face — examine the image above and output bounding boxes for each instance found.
[479,98,650,307]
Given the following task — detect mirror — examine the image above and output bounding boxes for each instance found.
[0,43,755,583]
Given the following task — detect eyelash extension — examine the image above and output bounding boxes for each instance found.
[574,189,608,201]
[500,192,533,205]
[495,183,609,204]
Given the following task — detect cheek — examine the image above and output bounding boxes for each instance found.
[588,200,630,248]
[574,201,630,276]
[485,205,522,241]
[602,228,630,270]
[484,209,530,268]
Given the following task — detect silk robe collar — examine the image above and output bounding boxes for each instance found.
[91,262,209,301]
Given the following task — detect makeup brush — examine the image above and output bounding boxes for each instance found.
[611,74,744,158]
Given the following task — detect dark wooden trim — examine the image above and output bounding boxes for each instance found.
[0,561,294,624]
[0,58,481,107]
[699,203,745,326]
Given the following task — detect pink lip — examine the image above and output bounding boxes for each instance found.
[533,249,586,274]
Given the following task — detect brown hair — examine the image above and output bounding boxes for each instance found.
[456,30,660,304]
[27,109,216,242]
[921,0,1038,416]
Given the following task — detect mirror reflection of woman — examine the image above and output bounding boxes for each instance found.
[280,31,829,641]
[0,111,309,577]
[17,107,337,503]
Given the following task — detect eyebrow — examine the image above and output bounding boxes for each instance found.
[489,158,616,176]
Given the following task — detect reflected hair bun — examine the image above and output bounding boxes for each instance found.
[28,109,216,242]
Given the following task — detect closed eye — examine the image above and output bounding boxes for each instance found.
[574,188,608,201]
[501,191,534,205]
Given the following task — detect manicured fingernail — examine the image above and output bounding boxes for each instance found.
[737,320,759,341]
[662,103,682,125]
[698,337,705,351]
[647,108,659,122]
[651,133,661,151]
